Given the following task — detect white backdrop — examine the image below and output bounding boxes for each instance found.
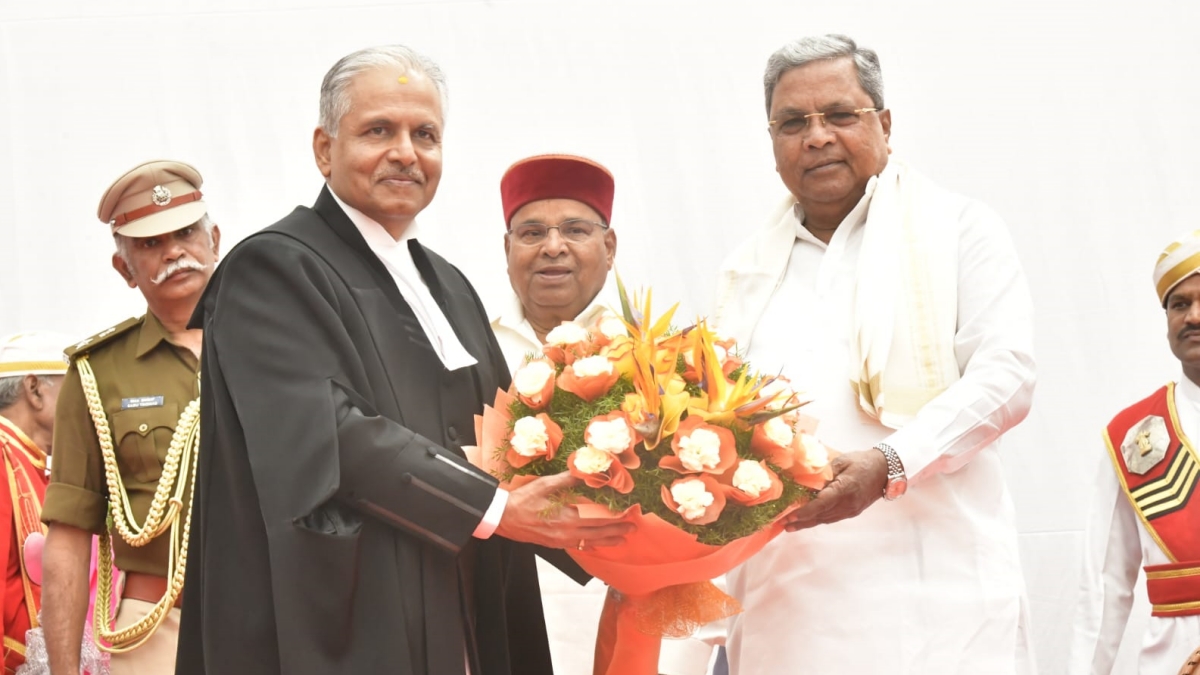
[3,1,1199,672]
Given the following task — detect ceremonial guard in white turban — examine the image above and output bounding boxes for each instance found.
[0,333,67,670]
[1070,230,1200,674]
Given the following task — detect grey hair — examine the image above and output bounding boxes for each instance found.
[318,45,449,137]
[0,375,46,410]
[763,34,885,116]
[114,213,215,266]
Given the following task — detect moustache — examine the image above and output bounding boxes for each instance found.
[377,167,424,183]
[151,257,208,286]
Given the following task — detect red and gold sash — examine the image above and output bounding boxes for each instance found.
[0,415,48,665]
[1105,384,1200,616]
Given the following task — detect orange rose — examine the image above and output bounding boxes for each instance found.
[505,413,564,468]
[659,416,737,476]
[558,355,620,403]
[584,411,641,470]
[567,446,635,494]
[785,432,834,490]
[720,459,784,506]
[591,312,629,348]
[542,321,595,365]
[749,416,797,468]
[511,358,557,410]
[660,474,727,525]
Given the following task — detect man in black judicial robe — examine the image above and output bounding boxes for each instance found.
[175,45,633,675]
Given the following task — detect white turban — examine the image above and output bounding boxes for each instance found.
[0,332,71,378]
[1155,229,1200,306]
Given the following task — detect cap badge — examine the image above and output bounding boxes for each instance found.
[151,185,172,207]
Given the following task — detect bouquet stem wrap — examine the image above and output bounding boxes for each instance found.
[594,581,740,675]
[568,501,796,675]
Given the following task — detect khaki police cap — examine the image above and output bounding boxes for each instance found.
[98,160,207,238]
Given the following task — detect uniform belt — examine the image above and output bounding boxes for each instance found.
[1146,561,1200,617]
[121,572,181,609]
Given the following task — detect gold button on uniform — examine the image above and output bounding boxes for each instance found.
[138,423,149,433]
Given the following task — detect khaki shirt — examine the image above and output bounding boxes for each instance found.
[41,312,199,577]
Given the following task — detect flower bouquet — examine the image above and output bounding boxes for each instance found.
[470,282,832,674]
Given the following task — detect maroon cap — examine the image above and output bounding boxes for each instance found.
[500,154,615,227]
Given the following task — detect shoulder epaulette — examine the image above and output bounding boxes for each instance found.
[63,316,143,360]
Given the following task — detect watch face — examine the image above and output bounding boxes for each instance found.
[885,478,907,501]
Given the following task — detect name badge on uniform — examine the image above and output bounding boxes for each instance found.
[121,396,165,410]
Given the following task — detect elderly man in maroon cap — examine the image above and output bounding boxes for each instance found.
[39,160,220,674]
[491,154,717,675]
[491,154,619,372]
[490,154,617,674]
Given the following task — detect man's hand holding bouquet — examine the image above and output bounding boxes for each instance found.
[470,281,833,674]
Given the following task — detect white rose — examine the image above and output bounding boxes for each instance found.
[571,355,614,378]
[597,313,627,340]
[546,322,590,346]
[732,460,772,498]
[586,417,632,454]
[510,416,549,457]
[763,416,795,447]
[513,360,555,399]
[797,433,829,468]
[670,480,714,521]
[573,446,614,474]
[678,427,722,472]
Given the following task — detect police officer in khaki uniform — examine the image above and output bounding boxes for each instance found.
[39,160,220,674]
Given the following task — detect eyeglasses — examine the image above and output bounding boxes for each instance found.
[769,106,880,137]
[508,218,608,246]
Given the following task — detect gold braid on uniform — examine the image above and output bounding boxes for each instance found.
[76,355,200,653]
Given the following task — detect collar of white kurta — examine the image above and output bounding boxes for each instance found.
[1180,375,1200,416]
[490,276,622,344]
[329,189,478,371]
[713,158,960,429]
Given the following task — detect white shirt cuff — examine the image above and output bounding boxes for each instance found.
[472,488,508,539]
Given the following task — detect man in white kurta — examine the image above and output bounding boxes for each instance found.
[493,154,716,675]
[1067,231,1200,674]
[713,35,1037,674]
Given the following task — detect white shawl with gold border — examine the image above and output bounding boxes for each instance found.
[713,158,961,429]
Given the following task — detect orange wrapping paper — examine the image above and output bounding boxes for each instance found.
[471,389,810,675]
[572,499,800,675]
